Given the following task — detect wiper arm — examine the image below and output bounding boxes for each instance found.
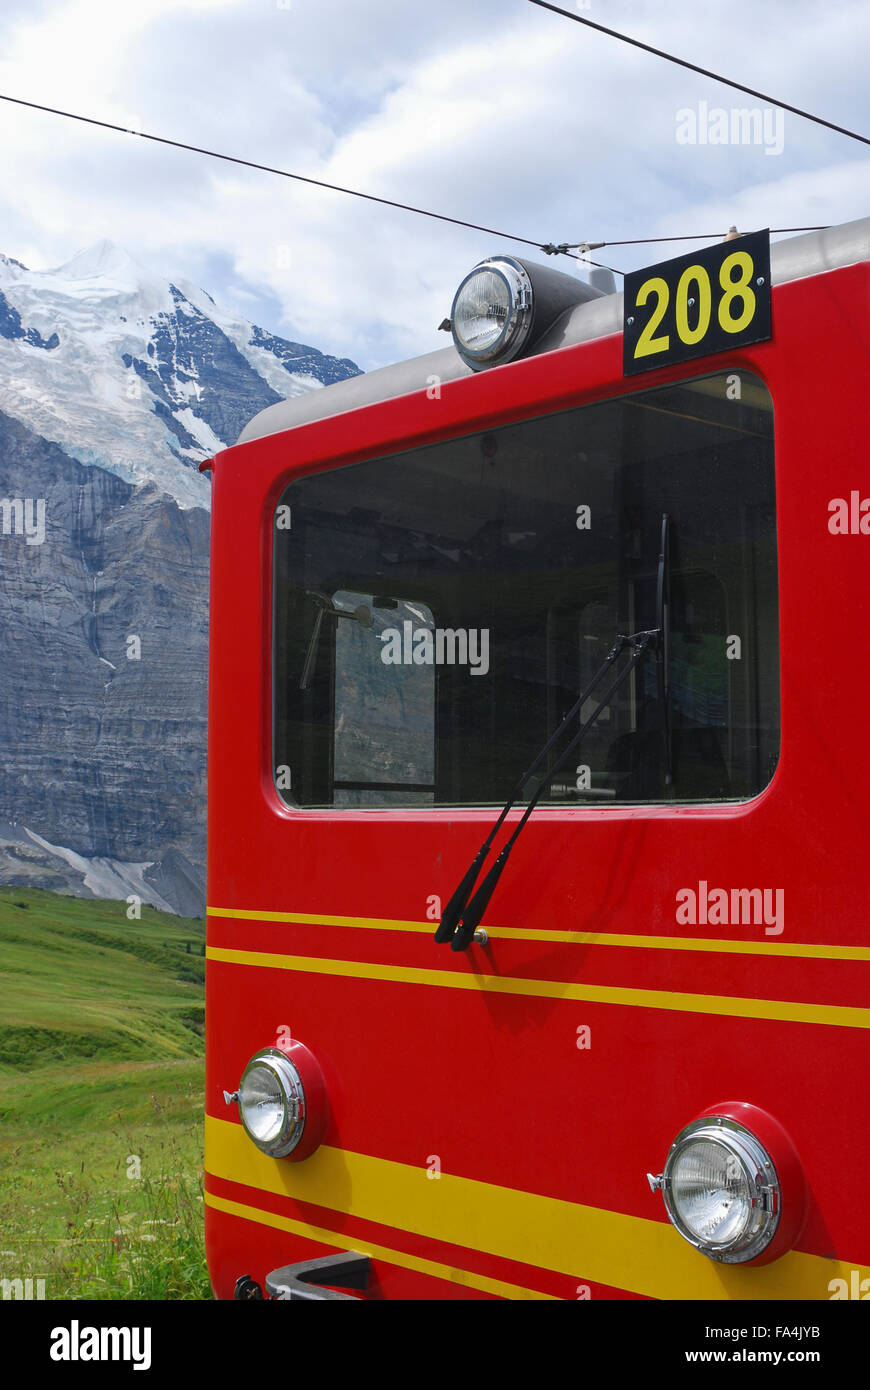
[300,594,330,690]
[435,511,673,949]
[435,627,659,952]
[299,592,374,690]
[657,513,672,788]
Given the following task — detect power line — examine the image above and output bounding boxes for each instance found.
[543,224,828,263]
[586,226,828,248]
[0,90,621,274]
[0,93,840,281]
[542,226,828,255]
[527,0,870,149]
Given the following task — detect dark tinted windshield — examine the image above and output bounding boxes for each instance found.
[274,371,778,809]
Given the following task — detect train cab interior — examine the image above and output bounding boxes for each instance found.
[273,370,779,812]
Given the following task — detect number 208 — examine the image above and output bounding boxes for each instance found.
[632,251,758,359]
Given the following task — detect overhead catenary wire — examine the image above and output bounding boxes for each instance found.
[566,227,828,249]
[541,226,830,258]
[0,95,842,282]
[0,91,622,274]
[526,0,870,150]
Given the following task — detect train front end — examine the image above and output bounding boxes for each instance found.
[205,220,870,1300]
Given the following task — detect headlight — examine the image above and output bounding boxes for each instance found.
[447,253,605,372]
[647,1104,812,1265]
[450,258,534,368]
[662,1118,779,1262]
[237,1049,306,1157]
[225,1041,328,1161]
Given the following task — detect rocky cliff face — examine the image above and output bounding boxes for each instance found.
[0,243,361,914]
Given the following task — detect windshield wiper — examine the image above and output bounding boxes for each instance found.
[299,592,373,690]
[435,628,658,950]
[435,513,672,952]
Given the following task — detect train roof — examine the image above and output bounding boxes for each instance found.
[237,215,870,448]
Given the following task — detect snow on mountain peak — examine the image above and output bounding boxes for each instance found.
[56,239,149,284]
[49,239,172,319]
[0,242,362,511]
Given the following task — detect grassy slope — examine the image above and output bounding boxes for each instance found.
[0,887,209,1299]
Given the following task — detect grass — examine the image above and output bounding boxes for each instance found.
[0,887,210,1299]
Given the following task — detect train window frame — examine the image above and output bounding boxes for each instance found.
[271,366,779,815]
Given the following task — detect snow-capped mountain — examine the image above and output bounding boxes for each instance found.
[0,243,361,915]
[0,240,360,509]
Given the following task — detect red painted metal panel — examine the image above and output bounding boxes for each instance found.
[205,261,870,1298]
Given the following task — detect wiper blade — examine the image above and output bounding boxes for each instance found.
[435,512,673,949]
[435,627,659,951]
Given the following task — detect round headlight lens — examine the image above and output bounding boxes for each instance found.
[451,258,533,368]
[239,1065,285,1145]
[670,1138,752,1246]
[662,1119,780,1263]
[237,1049,305,1158]
[453,268,510,354]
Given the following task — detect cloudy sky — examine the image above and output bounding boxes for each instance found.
[0,0,868,370]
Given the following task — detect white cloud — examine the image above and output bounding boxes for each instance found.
[0,0,868,369]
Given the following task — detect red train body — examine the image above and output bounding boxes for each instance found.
[204,219,870,1300]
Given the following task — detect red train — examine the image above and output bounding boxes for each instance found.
[204,215,870,1299]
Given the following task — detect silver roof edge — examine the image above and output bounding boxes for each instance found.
[236,216,870,447]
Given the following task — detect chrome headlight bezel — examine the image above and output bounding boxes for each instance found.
[660,1116,781,1264]
[450,257,534,369]
[237,1047,307,1158]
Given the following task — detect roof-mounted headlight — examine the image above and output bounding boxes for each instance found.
[448,254,602,371]
[451,259,534,368]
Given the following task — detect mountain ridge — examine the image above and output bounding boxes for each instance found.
[0,239,361,510]
[0,244,362,914]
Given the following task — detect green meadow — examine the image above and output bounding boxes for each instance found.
[0,887,209,1300]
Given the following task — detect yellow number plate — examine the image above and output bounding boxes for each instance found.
[623,230,771,376]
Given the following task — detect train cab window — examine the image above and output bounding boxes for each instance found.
[273,370,778,809]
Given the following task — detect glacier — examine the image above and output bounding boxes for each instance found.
[0,239,360,510]
[0,241,361,915]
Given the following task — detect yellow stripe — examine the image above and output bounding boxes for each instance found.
[207,906,870,962]
[206,1116,866,1301]
[206,945,870,1030]
[204,1192,554,1300]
